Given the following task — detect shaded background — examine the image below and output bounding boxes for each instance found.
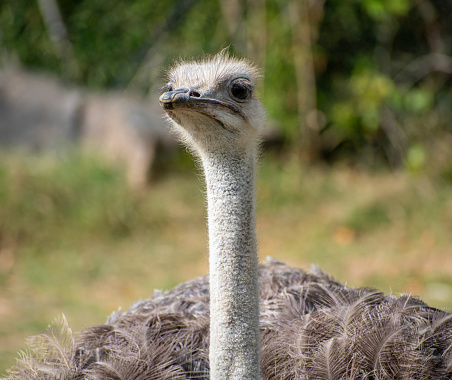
[1,0,452,374]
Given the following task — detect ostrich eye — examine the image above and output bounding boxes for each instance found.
[230,83,251,101]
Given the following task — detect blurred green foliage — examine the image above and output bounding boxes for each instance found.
[0,154,129,247]
[0,0,451,167]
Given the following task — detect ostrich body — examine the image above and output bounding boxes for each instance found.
[5,53,452,379]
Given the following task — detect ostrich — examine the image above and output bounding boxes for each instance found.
[5,52,452,379]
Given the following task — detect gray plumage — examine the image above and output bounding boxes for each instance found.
[5,260,452,379]
[5,52,452,379]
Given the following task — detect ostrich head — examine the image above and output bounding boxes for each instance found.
[159,52,265,156]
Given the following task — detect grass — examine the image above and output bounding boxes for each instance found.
[1,151,452,374]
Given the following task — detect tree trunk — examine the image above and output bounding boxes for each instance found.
[288,0,325,161]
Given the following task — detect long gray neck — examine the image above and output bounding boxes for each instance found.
[202,149,260,379]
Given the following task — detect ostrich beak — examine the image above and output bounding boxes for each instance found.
[159,88,191,110]
[159,88,240,114]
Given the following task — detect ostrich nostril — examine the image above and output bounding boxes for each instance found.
[189,90,201,98]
